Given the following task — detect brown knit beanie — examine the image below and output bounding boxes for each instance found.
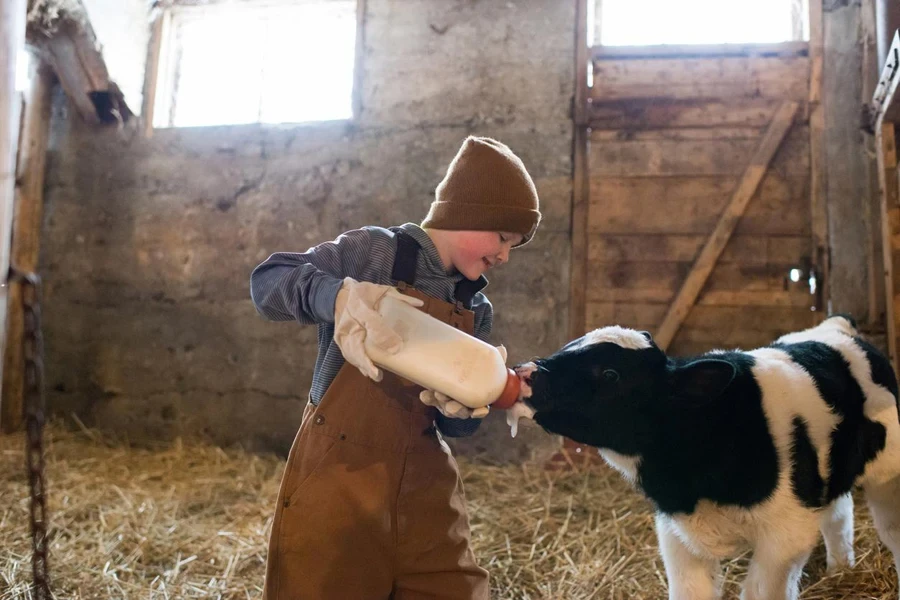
[421,136,541,246]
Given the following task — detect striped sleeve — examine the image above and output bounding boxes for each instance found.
[436,413,482,438]
[249,228,372,324]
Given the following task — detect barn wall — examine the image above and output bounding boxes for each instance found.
[40,0,574,461]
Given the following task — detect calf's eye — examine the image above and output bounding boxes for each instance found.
[602,369,619,383]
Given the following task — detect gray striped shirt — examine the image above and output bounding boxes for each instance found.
[250,223,493,438]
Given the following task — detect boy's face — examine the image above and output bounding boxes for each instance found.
[447,231,524,280]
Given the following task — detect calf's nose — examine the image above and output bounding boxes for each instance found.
[514,362,540,399]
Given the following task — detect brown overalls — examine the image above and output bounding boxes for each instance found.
[263,231,490,600]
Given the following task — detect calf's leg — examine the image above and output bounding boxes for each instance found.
[865,476,900,598]
[740,546,811,600]
[741,518,819,600]
[819,492,855,572]
[655,514,722,600]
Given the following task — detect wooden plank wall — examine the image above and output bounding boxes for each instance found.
[587,50,816,355]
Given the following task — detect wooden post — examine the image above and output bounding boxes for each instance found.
[573,0,589,127]
[863,0,886,328]
[2,61,53,433]
[142,10,166,137]
[877,122,900,371]
[353,0,367,120]
[570,129,589,341]
[569,0,590,341]
[870,30,900,372]
[655,102,799,350]
[808,0,828,320]
[556,0,604,464]
[1,0,28,428]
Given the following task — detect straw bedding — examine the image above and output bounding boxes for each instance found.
[0,423,896,599]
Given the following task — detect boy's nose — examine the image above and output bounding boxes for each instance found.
[498,247,510,264]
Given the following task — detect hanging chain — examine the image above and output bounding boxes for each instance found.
[8,267,51,599]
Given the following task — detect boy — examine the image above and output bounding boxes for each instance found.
[250,136,541,599]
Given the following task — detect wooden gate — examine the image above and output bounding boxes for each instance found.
[555,0,827,466]
[570,7,826,356]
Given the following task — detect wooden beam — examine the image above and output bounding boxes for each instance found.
[591,55,809,103]
[569,0,590,340]
[589,234,811,264]
[142,9,166,137]
[570,127,589,340]
[574,0,589,126]
[808,0,824,105]
[877,122,900,371]
[589,131,808,178]
[2,61,53,433]
[654,101,799,349]
[872,30,900,127]
[25,0,133,124]
[870,27,900,358]
[862,0,885,328]
[1,0,27,428]
[875,0,900,74]
[591,41,809,61]
[588,97,794,131]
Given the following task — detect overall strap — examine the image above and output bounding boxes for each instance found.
[391,230,420,286]
[454,278,481,309]
[390,229,484,310]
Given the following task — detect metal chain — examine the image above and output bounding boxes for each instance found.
[8,267,51,599]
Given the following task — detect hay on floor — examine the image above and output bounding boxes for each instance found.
[0,424,896,599]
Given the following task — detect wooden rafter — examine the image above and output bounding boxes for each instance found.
[25,0,133,125]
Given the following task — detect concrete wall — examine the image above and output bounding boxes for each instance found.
[41,0,575,461]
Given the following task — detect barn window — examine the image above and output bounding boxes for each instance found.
[151,0,358,128]
[15,51,31,92]
[594,0,808,46]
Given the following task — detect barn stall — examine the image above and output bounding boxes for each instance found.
[0,0,899,598]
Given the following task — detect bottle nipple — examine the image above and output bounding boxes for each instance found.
[491,369,521,410]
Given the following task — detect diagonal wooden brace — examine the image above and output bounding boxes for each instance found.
[655,101,800,350]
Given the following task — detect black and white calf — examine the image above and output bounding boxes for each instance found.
[515,315,900,600]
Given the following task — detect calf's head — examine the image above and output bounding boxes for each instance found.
[516,326,737,455]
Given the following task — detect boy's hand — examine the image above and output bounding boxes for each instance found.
[418,344,507,419]
[496,344,508,363]
[333,278,423,381]
[419,390,490,419]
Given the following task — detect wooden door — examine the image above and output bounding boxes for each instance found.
[572,42,825,356]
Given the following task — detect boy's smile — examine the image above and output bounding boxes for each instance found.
[426,229,525,280]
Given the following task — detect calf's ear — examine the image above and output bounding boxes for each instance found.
[671,359,736,404]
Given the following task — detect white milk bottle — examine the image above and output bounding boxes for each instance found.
[364,294,521,409]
